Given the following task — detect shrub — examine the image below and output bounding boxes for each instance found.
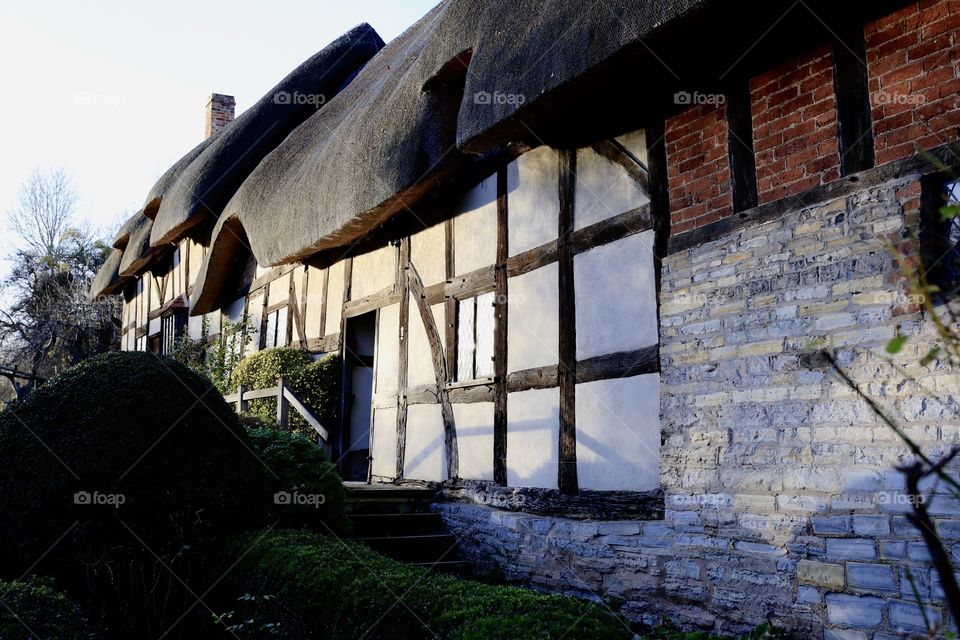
[246,428,349,533]
[220,530,632,640]
[0,577,92,640]
[229,348,340,438]
[0,351,269,576]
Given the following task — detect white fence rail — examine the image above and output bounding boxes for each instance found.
[224,376,329,442]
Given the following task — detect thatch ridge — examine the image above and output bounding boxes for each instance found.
[149,23,385,247]
[190,0,710,313]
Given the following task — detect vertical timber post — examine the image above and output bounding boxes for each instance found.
[396,238,411,480]
[494,166,509,486]
[557,149,578,495]
[276,376,289,430]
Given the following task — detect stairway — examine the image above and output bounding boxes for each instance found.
[343,483,471,574]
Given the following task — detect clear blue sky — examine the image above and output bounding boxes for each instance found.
[0,0,439,238]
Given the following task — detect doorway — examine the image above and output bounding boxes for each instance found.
[341,312,375,481]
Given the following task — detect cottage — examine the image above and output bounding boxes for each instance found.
[93,0,960,635]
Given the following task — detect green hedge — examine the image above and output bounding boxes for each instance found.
[230,348,340,438]
[0,578,92,640]
[220,530,632,640]
[0,351,268,575]
[246,428,349,533]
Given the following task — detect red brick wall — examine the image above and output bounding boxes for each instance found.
[866,0,960,165]
[665,102,733,234]
[750,45,841,205]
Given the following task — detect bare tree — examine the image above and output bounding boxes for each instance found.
[8,168,79,262]
[0,168,120,398]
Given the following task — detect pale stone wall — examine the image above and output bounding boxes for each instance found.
[438,172,960,638]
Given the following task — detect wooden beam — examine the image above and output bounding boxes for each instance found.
[318,266,329,339]
[506,240,557,278]
[506,365,559,393]
[407,261,459,479]
[577,345,660,383]
[725,80,759,213]
[443,219,457,382]
[494,165,508,485]
[343,287,402,318]
[423,265,496,304]
[505,205,652,278]
[298,266,309,344]
[570,205,652,255]
[396,239,411,479]
[590,139,649,192]
[557,148,578,495]
[833,22,875,176]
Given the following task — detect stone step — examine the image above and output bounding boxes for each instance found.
[348,512,445,537]
[351,533,458,564]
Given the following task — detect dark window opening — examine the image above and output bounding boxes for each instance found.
[921,174,960,302]
[262,306,289,350]
[160,309,188,355]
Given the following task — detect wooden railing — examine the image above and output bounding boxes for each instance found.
[224,376,329,443]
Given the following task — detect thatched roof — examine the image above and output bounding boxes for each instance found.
[104,0,897,309]
[91,24,384,298]
[117,211,161,278]
[91,249,124,297]
[142,138,214,219]
[190,0,708,313]
[149,23,384,247]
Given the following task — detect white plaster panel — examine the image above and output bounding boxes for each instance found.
[404,404,446,482]
[453,175,498,275]
[575,231,658,360]
[304,267,325,341]
[325,261,344,334]
[188,239,204,285]
[615,129,648,165]
[411,223,446,287]
[408,300,445,387]
[370,407,397,480]
[574,144,649,231]
[206,311,221,337]
[453,402,494,481]
[375,304,400,396]
[188,314,204,340]
[575,375,660,491]
[267,274,288,308]
[507,264,559,373]
[507,388,559,489]
[351,245,397,300]
[507,146,559,256]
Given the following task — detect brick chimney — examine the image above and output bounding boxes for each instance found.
[204,93,235,138]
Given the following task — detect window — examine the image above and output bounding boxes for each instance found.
[262,306,289,349]
[922,176,960,300]
[160,310,187,355]
[455,291,495,382]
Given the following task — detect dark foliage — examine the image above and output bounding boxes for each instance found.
[0,351,268,577]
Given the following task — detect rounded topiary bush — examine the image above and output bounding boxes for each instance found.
[230,348,340,438]
[0,351,269,576]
